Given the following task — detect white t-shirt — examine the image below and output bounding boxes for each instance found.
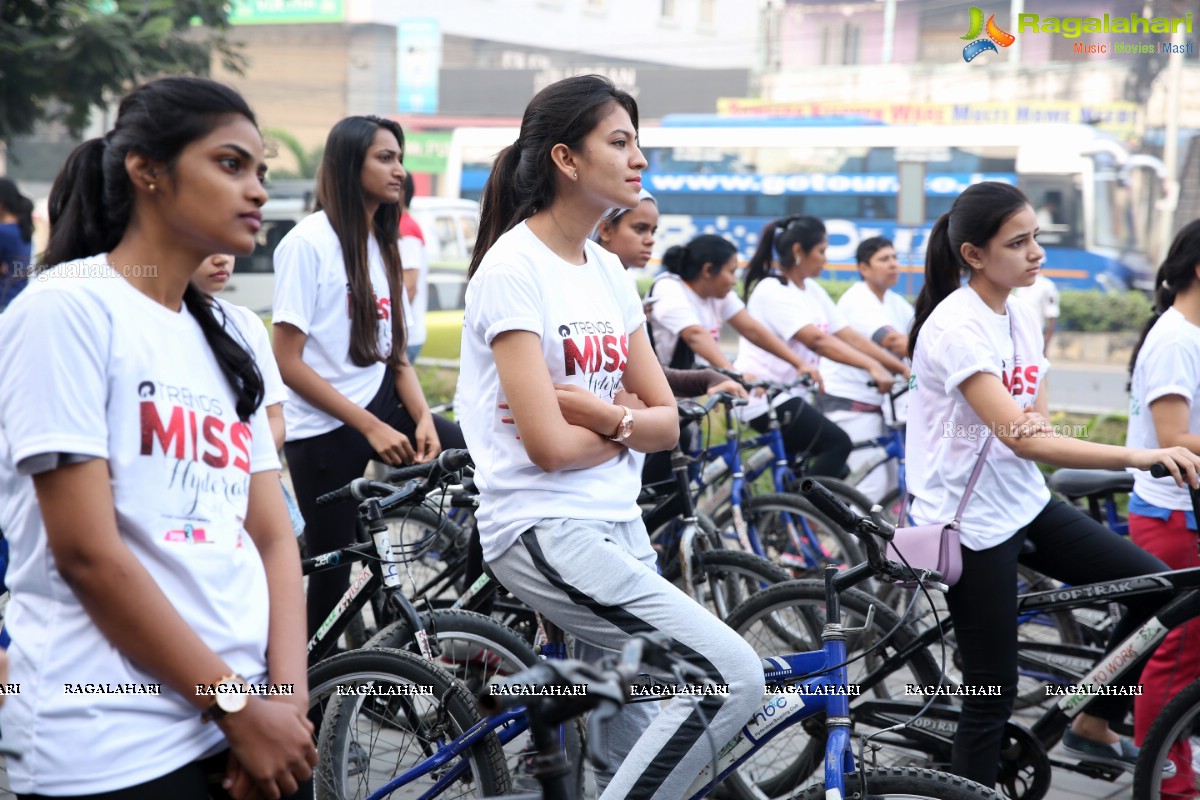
[647,272,743,367]
[0,259,279,795]
[1012,275,1060,334]
[273,211,409,440]
[735,276,846,418]
[457,223,646,561]
[214,297,287,408]
[822,281,914,406]
[400,234,428,348]
[1127,307,1200,510]
[906,288,1051,550]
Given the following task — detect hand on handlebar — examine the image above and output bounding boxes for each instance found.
[1137,446,1200,489]
[798,363,824,394]
[705,378,748,400]
[866,364,896,395]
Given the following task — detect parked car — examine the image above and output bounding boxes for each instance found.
[225,196,479,319]
[421,263,468,361]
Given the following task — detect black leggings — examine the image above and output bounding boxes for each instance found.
[18,749,312,800]
[286,370,465,635]
[748,397,851,478]
[946,498,1168,788]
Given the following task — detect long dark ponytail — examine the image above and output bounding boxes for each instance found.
[44,77,264,421]
[314,115,406,369]
[743,215,825,300]
[469,74,638,278]
[1129,218,1200,380]
[0,179,33,243]
[908,181,1030,359]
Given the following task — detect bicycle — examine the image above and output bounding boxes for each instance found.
[741,475,1200,800]
[311,474,1003,800]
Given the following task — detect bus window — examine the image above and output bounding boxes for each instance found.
[1021,179,1080,249]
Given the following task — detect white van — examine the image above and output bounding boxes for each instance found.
[225,196,479,315]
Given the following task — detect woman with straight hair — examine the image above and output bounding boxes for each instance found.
[1125,219,1200,796]
[272,115,464,634]
[459,74,763,799]
[906,180,1198,788]
[736,217,907,479]
[0,178,34,311]
[0,76,314,799]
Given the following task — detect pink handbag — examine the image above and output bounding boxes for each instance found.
[888,436,995,587]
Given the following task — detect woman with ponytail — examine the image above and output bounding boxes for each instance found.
[271,116,464,635]
[1125,219,1200,795]
[460,75,763,799]
[735,216,908,480]
[0,178,33,310]
[906,181,1198,788]
[0,77,315,798]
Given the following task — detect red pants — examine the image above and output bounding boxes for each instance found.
[1130,510,1200,796]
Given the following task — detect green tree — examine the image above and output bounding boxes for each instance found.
[265,127,323,179]
[0,0,243,145]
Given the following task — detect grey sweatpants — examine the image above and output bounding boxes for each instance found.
[488,517,765,800]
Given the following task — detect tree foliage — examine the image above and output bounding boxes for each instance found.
[0,0,243,143]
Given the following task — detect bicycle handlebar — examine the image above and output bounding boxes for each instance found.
[799,477,947,587]
[315,449,474,507]
[711,365,812,397]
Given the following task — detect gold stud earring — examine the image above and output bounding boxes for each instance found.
[148,182,157,192]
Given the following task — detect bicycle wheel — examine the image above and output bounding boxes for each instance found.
[365,608,540,692]
[310,647,510,800]
[712,493,866,574]
[793,766,1004,800]
[678,548,792,620]
[720,580,944,800]
[1133,675,1200,799]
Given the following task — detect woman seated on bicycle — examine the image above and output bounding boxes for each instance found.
[820,236,914,500]
[646,233,821,383]
[0,77,314,799]
[1126,219,1200,795]
[735,216,909,480]
[457,74,764,799]
[907,180,1199,788]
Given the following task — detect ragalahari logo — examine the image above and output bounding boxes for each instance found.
[962,7,1016,62]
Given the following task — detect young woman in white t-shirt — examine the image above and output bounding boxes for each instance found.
[906,180,1199,788]
[458,74,763,799]
[272,116,465,635]
[737,217,908,479]
[1125,219,1200,794]
[821,236,915,500]
[0,77,314,799]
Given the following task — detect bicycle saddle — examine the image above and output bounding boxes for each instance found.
[1047,469,1133,498]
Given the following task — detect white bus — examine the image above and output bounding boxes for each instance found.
[443,118,1164,293]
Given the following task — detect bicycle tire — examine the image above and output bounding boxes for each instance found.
[1133,674,1200,799]
[712,493,866,575]
[681,548,792,619]
[310,647,510,800]
[720,579,944,800]
[793,766,1005,800]
[365,608,540,688]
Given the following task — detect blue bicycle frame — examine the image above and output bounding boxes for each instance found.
[358,564,866,800]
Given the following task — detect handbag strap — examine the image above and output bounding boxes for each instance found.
[904,302,1017,526]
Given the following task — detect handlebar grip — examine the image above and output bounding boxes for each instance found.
[384,461,436,484]
[1150,463,1169,479]
[799,478,861,532]
[316,484,355,507]
[477,662,561,715]
[437,448,473,473]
